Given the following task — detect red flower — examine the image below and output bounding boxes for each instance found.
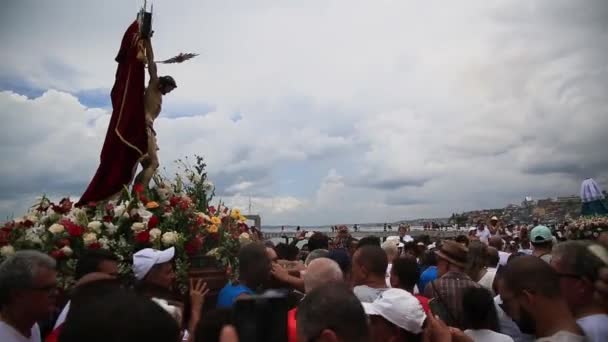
[135,230,150,244]
[50,249,65,260]
[134,183,144,194]
[179,201,190,211]
[169,196,181,207]
[88,242,102,250]
[208,206,216,215]
[148,215,159,229]
[0,230,10,246]
[62,220,84,237]
[23,220,34,228]
[87,202,97,208]
[185,237,203,256]
[102,215,113,223]
[1,222,14,232]
[56,239,70,248]
[139,195,149,204]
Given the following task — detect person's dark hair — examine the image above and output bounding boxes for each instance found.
[486,247,499,267]
[465,241,488,281]
[59,286,180,342]
[357,236,381,249]
[420,250,437,268]
[355,245,388,277]
[507,252,527,264]
[274,243,290,260]
[194,308,233,342]
[501,255,561,298]
[462,287,499,331]
[552,240,603,282]
[286,244,299,261]
[530,240,552,249]
[74,249,119,280]
[159,75,177,88]
[308,233,330,252]
[455,235,470,247]
[391,256,420,292]
[328,248,351,276]
[238,243,270,288]
[297,282,369,342]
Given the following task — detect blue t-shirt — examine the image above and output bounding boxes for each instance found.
[216,282,254,308]
[419,266,438,292]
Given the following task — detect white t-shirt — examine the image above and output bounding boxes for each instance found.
[498,251,511,266]
[353,285,388,303]
[535,331,585,342]
[385,263,392,287]
[54,300,71,328]
[478,268,497,295]
[465,329,514,342]
[476,228,492,244]
[577,314,608,342]
[0,321,41,342]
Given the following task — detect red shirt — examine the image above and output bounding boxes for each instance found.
[415,294,430,314]
[288,307,298,342]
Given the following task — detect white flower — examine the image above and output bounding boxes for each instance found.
[104,222,118,235]
[60,246,73,257]
[238,232,251,245]
[161,231,179,246]
[149,228,162,242]
[87,221,103,233]
[25,229,43,245]
[157,187,171,201]
[48,223,65,234]
[98,237,110,249]
[0,245,15,257]
[83,232,98,246]
[131,222,146,233]
[203,181,214,192]
[26,215,39,224]
[114,204,127,218]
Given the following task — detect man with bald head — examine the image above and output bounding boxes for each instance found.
[288,258,344,342]
[304,258,343,293]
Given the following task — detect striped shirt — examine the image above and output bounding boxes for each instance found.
[424,271,480,329]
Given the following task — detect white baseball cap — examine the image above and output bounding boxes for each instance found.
[362,288,426,334]
[133,247,175,280]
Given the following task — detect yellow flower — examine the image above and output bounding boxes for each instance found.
[230,209,241,220]
[146,201,160,209]
[208,224,219,234]
[211,216,222,226]
[238,215,247,223]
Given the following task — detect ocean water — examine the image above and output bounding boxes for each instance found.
[261,225,427,233]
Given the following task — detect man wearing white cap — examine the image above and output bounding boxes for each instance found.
[363,288,426,342]
[133,247,176,297]
[489,216,500,236]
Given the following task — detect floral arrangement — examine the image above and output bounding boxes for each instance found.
[567,215,608,240]
[0,156,255,292]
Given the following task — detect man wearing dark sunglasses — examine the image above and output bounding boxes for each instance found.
[0,250,58,342]
[551,241,607,342]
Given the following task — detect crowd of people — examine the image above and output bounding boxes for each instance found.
[1,219,608,342]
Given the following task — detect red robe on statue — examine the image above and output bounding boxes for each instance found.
[77,21,148,206]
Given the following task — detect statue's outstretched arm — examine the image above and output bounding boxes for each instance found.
[143,38,158,82]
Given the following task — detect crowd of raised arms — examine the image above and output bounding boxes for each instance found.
[1,219,607,342]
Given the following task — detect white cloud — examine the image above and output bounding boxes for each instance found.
[1,0,607,224]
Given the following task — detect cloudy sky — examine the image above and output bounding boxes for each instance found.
[1,0,607,225]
